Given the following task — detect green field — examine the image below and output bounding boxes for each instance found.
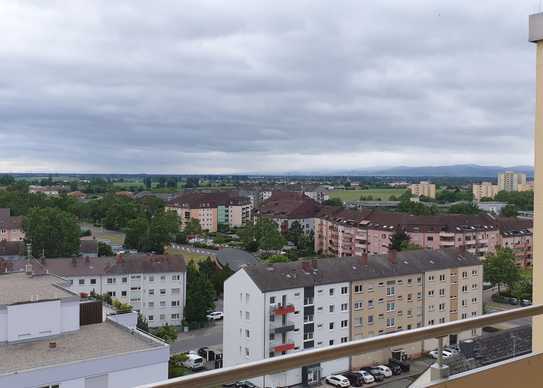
[330,188,407,202]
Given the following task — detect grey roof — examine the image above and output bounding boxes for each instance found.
[10,254,186,277]
[216,248,259,271]
[0,272,76,306]
[243,248,481,292]
[0,321,165,375]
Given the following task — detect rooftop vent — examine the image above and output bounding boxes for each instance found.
[49,341,57,349]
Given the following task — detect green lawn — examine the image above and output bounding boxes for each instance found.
[330,188,407,202]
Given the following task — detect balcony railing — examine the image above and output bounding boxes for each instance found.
[138,304,543,388]
[272,304,295,315]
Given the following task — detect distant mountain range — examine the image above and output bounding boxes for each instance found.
[286,164,534,177]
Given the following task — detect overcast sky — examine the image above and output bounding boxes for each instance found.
[0,1,540,174]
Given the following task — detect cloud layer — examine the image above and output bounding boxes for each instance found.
[0,1,538,173]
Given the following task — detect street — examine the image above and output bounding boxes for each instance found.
[170,321,223,354]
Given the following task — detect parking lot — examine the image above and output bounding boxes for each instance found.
[316,357,434,388]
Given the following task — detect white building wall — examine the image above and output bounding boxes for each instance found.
[107,362,168,388]
[7,301,61,342]
[61,300,80,333]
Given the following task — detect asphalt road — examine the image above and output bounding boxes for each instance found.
[170,321,223,354]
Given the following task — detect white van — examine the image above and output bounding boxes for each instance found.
[182,353,205,370]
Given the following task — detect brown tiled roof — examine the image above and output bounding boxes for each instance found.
[168,191,250,208]
[0,208,23,229]
[244,248,481,292]
[0,240,25,256]
[80,239,98,254]
[494,217,533,236]
[10,254,186,277]
[258,192,321,219]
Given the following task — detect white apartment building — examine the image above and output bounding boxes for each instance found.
[13,254,187,328]
[0,271,169,388]
[472,182,500,201]
[224,248,482,387]
[498,171,527,192]
[409,181,436,199]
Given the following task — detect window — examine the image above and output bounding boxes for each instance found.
[171,300,180,306]
[428,290,435,297]
[171,313,179,319]
[171,288,180,294]
[329,305,335,313]
[245,293,250,303]
[439,289,445,296]
[417,277,422,283]
[386,318,395,328]
[160,301,166,307]
[329,340,334,346]
[368,300,374,308]
[354,302,363,310]
[90,278,96,285]
[329,322,334,330]
[161,275,166,281]
[341,303,348,312]
[172,275,180,280]
[341,286,348,294]
[160,289,166,295]
[408,278,412,285]
[472,297,478,303]
[354,317,363,327]
[428,304,435,311]
[122,277,127,283]
[107,291,116,297]
[160,314,165,320]
[439,303,445,311]
[107,278,115,284]
[428,275,435,281]
[472,284,478,290]
[428,319,435,325]
[386,302,395,312]
[341,320,348,328]
[304,332,313,341]
[341,337,348,343]
[79,279,85,285]
[121,291,127,297]
[472,270,478,276]
[368,315,374,324]
[462,313,467,319]
[245,347,250,357]
[149,276,154,282]
[148,315,154,321]
[329,288,335,296]
[439,317,446,324]
[245,311,250,320]
[472,311,477,317]
[439,274,446,281]
[462,285,468,292]
[354,285,363,293]
[149,289,155,295]
[148,302,154,308]
[407,293,413,301]
[386,286,395,296]
[270,296,276,304]
[245,329,250,338]
[462,271,468,279]
[378,282,384,287]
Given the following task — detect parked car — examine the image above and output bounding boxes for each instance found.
[325,374,351,387]
[356,370,375,384]
[361,367,385,382]
[521,299,532,306]
[207,311,224,320]
[342,371,365,387]
[385,362,402,375]
[445,345,460,354]
[388,358,410,372]
[222,381,258,388]
[375,365,393,377]
[182,353,205,370]
[429,349,453,359]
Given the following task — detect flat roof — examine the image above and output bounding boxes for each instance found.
[0,272,76,306]
[0,321,165,375]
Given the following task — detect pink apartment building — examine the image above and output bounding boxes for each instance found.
[0,208,25,242]
[315,207,501,259]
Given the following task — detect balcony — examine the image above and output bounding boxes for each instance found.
[273,304,295,315]
[142,305,543,388]
[271,319,296,335]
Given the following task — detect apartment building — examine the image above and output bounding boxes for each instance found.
[0,208,24,242]
[223,248,482,387]
[256,192,322,234]
[409,181,436,199]
[495,217,534,266]
[11,254,187,328]
[473,182,500,201]
[0,271,169,388]
[0,240,25,260]
[166,191,252,232]
[315,207,499,258]
[498,171,527,192]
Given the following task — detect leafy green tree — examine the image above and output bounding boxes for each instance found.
[24,208,80,258]
[389,229,410,251]
[501,204,519,217]
[266,254,289,263]
[448,203,481,215]
[494,191,534,211]
[397,199,438,216]
[287,221,304,246]
[175,231,187,244]
[148,210,179,253]
[184,262,216,323]
[155,324,178,343]
[239,218,285,251]
[124,217,150,251]
[184,218,202,235]
[98,242,113,256]
[0,175,15,186]
[137,312,150,332]
[484,248,521,295]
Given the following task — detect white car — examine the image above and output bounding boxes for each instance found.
[429,349,453,359]
[356,370,375,384]
[206,311,224,320]
[376,365,393,377]
[325,374,351,387]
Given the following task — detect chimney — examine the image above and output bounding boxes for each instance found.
[49,341,57,349]
[361,252,368,265]
[388,249,398,264]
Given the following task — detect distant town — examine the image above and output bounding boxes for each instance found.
[0,169,534,387]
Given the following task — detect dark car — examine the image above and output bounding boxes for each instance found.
[342,371,365,387]
[361,367,385,382]
[388,358,410,372]
[385,362,402,375]
[222,382,258,388]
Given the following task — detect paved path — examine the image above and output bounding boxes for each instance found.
[170,321,223,354]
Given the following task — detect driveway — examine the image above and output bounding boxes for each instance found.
[170,321,223,355]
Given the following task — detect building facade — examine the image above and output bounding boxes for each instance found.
[0,271,169,388]
[12,254,187,328]
[473,182,500,201]
[498,171,527,192]
[166,192,252,232]
[0,208,24,242]
[223,249,482,387]
[409,181,436,199]
[315,207,499,259]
